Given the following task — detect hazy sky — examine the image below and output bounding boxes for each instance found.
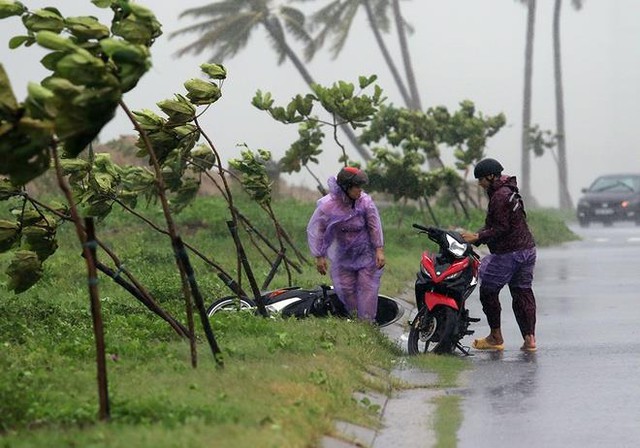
[2,1,639,207]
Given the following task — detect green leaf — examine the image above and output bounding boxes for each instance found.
[200,63,227,80]
[132,109,165,131]
[0,1,26,20]
[91,0,113,8]
[60,158,91,175]
[157,95,196,124]
[6,250,43,293]
[358,75,377,90]
[23,8,65,33]
[0,117,53,185]
[0,63,19,116]
[21,225,58,261]
[252,90,276,111]
[55,51,107,85]
[54,86,119,157]
[39,51,64,71]
[25,81,56,119]
[0,219,20,252]
[8,35,29,49]
[0,178,20,200]
[169,178,200,213]
[65,16,110,40]
[189,145,216,171]
[34,30,77,51]
[111,6,162,45]
[184,78,221,105]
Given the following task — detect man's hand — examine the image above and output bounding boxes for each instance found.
[461,232,479,244]
[315,256,328,275]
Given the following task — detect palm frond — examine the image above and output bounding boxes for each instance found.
[172,13,260,61]
[263,17,288,65]
[177,1,246,20]
[328,2,359,58]
[372,0,392,32]
[280,6,316,61]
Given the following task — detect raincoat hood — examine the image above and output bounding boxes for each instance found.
[328,175,355,207]
[488,175,519,197]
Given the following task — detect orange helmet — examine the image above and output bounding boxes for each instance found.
[337,166,368,189]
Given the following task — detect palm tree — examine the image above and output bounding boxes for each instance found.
[391,0,421,111]
[553,0,583,210]
[311,0,443,167]
[171,0,371,161]
[520,0,537,205]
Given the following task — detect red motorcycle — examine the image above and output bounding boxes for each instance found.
[408,224,481,355]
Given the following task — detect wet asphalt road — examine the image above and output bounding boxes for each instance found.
[457,222,640,448]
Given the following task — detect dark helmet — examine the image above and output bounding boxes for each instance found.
[474,158,504,179]
[337,166,368,189]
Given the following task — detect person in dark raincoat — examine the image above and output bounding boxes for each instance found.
[307,167,385,322]
[461,158,538,352]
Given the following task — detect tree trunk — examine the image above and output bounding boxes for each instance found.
[263,18,372,161]
[521,0,537,206]
[363,0,411,107]
[391,0,443,171]
[553,0,574,210]
[392,0,421,111]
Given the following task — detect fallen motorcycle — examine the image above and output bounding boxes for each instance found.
[207,284,404,327]
[408,224,481,355]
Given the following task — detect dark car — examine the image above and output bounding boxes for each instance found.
[576,173,640,227]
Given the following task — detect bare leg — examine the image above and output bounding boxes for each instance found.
[485,327,504,345]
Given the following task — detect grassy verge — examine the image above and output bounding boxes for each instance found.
[0,194,577,446]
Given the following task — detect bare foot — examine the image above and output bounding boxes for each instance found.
[484,334,504,345]
[521,334,537,351]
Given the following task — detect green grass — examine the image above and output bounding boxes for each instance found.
[0,193,577,446]
[432,394,463,448]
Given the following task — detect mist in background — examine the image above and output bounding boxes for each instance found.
[1,0,638,207]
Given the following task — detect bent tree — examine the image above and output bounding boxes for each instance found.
[1,0,309,418]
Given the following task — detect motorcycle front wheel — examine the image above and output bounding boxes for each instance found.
[207,296,256,317]
[408,306,458,355]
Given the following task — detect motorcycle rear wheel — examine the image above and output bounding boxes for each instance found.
[207,296,256,316]
[408,306,458,355]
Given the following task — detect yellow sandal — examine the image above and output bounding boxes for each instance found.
[472,338,504,351]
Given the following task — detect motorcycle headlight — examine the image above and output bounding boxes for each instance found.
[444,270,463,280]
[420,264,431,278]
[445,234,467,258]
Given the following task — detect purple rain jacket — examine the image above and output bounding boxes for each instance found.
[476,175,536,254]
[307,176,384,270]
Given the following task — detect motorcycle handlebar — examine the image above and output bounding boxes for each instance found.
[413,224,477,258]
[412,223,433,233]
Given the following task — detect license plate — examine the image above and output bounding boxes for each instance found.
[595,208,614,215]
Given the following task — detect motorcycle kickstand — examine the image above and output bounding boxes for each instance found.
[456,342,473,356]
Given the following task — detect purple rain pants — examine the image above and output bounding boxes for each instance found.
[330,263,383,321]
[478,247,537,336]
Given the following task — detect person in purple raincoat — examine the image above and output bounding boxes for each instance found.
[307,166,385,322]
[461,158,538,352]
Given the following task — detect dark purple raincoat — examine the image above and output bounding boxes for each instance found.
[307,176,384,320]
[476,175,535,254]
